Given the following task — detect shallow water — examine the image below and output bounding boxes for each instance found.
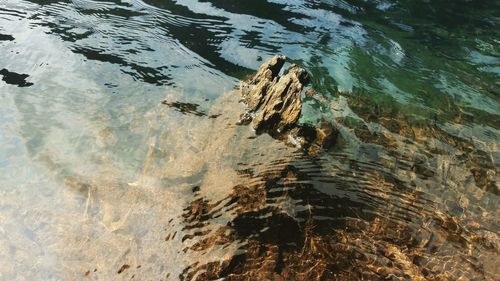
[0,0,498,280]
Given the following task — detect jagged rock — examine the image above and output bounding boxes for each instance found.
[239,55,338,154]
[241,55,309,133]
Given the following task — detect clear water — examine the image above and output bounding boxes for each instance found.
[0,0,498,280]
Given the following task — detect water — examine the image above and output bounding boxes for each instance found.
[0,0,498,280]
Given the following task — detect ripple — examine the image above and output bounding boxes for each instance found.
[0,0,498,280]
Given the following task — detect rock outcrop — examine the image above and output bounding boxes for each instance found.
[241,55,307,133]
[239,55,337,155]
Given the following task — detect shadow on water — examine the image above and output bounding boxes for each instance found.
[0,33,15,41]
[0,68,33,87]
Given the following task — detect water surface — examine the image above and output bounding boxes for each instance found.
[0,0,498,280]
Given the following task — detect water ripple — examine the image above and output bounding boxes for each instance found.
[0,0,498,280]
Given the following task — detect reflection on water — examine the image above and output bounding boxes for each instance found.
[0,0,498,280]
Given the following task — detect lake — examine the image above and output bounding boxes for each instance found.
[0,0,498,280]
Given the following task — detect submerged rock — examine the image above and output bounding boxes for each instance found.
[239,55,337,155]
[145,55,498,281]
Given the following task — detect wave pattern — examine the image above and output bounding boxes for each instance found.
[0,0,498,280]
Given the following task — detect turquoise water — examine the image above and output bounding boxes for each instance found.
[0,0,498,280]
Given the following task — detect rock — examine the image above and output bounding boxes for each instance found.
[239,55,338,154]
[241,55,309,133]
[247,54,286,86]
[287,121,338,156]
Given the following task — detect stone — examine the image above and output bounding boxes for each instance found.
[241,55,309,133]
[239,55,337,154]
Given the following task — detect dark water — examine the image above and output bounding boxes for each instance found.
[0,0,498,280]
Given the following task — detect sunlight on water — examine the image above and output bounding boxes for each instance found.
[0,0,498,280]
